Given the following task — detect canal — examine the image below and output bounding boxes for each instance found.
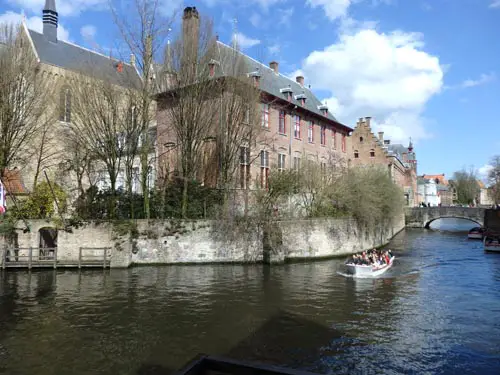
[1,219,499,375]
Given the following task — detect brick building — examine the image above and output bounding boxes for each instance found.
[156,7,352,191]
[350,117,418,206]
[1,0,156,200]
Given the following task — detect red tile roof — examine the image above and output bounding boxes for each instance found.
[1,169,28,195]
[423,174,448,185]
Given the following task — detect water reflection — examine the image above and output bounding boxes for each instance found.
[0,229,499,374]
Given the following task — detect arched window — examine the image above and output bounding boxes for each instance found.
[370,149,375,158]
[59,86,71,122]
[359,136,364,143]
[354,150,359,158]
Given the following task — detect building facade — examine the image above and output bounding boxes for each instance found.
[417,177,440,207]
[349,118,418,206]
[2,0,156,200]
[156,7,353,191]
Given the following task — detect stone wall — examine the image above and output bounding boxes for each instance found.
[2,215,405,268]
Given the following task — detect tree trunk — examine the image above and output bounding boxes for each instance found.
[182,177,189,218]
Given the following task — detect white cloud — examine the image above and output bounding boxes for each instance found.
[233,32,260,49]
[0,11,70,41]
[6,0,108,17]
[279,7,294,27]
[201,0,284,11]
[158,0,184,16]
[478,164,493,181]
[80,25,96,40]
[490,1,500,9]
[249,12,262,28]
[268,43,281,55]
[460,72,496,88]
[295,28,444,143]
[306,0,352,21]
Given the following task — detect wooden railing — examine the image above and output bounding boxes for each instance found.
[1,247,112,269]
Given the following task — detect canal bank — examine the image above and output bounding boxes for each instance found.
[0,214,405,268]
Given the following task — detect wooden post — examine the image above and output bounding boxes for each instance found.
[103,248,107,269]
[2,244,6,269]
[53,247,57,269]
[78,247,82,269]
[28,247,33,270]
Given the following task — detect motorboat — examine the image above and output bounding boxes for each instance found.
[483,235,500,253]
[344,255,395,277]
[468,226,485,240]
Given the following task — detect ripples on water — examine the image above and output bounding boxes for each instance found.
[1,220,500,374]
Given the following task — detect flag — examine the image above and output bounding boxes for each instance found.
[0,180,5,214]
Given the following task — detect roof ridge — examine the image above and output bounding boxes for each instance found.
[216,40,305,90]
[28,28,135,67]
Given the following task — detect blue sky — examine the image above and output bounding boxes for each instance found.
[1,0,499,180]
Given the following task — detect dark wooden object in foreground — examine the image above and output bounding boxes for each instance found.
[172,355,320,375]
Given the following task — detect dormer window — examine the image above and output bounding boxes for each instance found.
[295,93,307,106]
[318,104,329,116]
[248,69,261,88]
[208,59,219,77]
[280,86,293,102]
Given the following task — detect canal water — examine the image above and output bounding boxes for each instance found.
[1,219,500,375]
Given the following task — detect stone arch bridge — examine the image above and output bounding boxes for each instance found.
[405,207,485,228]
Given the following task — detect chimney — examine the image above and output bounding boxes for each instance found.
[130,54,136,67]
[365,116,372,127]
[402,152,408,162]
[182,6,200,82]
[43,0,58,43]
[269,61,279,73]
[296,76,304,86]
[378,131,384,142]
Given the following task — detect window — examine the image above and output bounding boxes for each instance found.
[332,130,337,149]
[293,156,301,171]
[370,149,375,158]
[294,115,301,139]
[354,150,359,158]
[278,154,286,172]
[320,125,326,146]
[260,150,270,189]
[261,103,270,128]
[279,111,286,134]
[320,162,327,177]
[240,146,250,189]
[59,86,71,122]
[308,122,314,143]
[132,168,140,193]
[244,104,250,124]
[117,170,125,191]
[360,136,364,143]
[341,133,346,152]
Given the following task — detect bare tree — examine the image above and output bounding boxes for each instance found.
[158,14,223,218]
[0,22,53,182]
[68,75,138,218]
[109,0,177,218]
[32,120,61,188]
[488,155,500,205]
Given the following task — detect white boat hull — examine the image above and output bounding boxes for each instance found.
[345,257,395,277]
[484,237,500,252]
[468,233,483,240]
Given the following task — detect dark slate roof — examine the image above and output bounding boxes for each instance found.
[28,29,142,89]
[214,42,351,131]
